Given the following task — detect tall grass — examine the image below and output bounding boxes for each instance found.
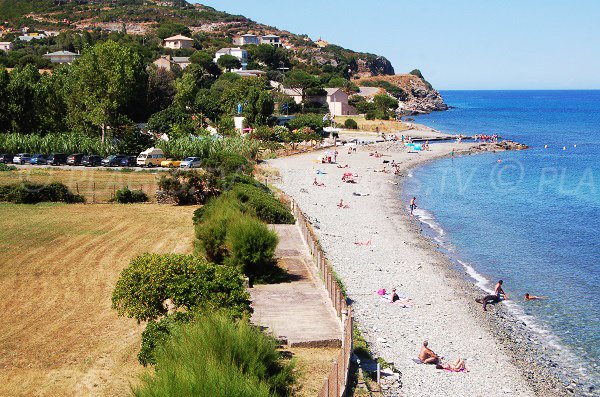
[156,136,262,160]
[134,314,295,397]
[0,133,118,156]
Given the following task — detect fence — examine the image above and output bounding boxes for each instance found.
[284,195,353,397]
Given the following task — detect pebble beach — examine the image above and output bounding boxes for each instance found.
[268,137,570,397]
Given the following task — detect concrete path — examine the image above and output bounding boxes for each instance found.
[250,223,342,347]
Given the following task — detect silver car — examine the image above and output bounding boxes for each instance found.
[13,153,32,164]
[180,157,202,168]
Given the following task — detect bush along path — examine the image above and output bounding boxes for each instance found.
[112,164,303,395]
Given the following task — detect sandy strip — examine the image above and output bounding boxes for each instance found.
[269,141,544,397]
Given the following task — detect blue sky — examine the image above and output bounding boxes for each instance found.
[194,0,600,90]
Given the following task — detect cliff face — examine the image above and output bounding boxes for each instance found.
[354,56,395,78]
[357,74,448,114]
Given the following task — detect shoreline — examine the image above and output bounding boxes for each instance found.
[268,140,573,396]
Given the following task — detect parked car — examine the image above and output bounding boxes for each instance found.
[0,154,14,163]
[180,157,202,168]
[47,153,68,165]
[67,153,85,166]
[13,153,32,164]
[29,154,48,165]
[161,159,182,168]
[137,147,166,167]
[120,156,137,167]
[81,155,103,167]
[102,154,127,167]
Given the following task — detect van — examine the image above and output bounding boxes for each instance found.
[137,147,166,167]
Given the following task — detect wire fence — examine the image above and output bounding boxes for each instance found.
[282,194,353,397]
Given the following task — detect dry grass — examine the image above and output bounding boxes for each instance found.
[334,116,410,133]
[286,347,339,397]
[0,168,163,203]
[0,203,196,397]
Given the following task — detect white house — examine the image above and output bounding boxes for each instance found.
[214,47,248,70]
[18,33,47,42]
[0,42,13,52]
[261,34,282,47]
[163,34,193,50]
[43,50,80,64]
[233,34,260,46]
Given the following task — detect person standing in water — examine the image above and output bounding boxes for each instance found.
[477,280,508,311]
[410,196,417,215]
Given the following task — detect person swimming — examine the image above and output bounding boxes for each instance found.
[524,293,547,300]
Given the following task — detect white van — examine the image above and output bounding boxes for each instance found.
[137,147,166,167]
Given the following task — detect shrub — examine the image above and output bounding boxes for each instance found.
[226,215,279,280]
[230,183,294,225]
[111,253,250,322]
[202,151,251,176]
[134,314,295,397]
[114,187,148,203]
[0,182,85,204]
[344,118,358,130]
[0,163,17,171]
[138,312,193,367]
[158,169,218,205]
[194,195,243,263]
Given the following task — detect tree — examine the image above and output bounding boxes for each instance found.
[217,55,242,72]
[146,65,176,116]
[283,70,320,103]
[189,50,221,77]
[155,22,191,40]
[65,41,145,142]
[373,93,399,119]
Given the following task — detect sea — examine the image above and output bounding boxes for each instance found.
[404,90,600,392]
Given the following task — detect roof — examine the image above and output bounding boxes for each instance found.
[262,34,280,38]
[164,34,193,41]
[216,47,244,54]
[43,51,79,57]
[172,57,190,63]
[234,69,266,77]
[357,86,383,97]
[325,88,342,95]
[0,42,11,45]
[281,87,303,97]
[241,34,257,37]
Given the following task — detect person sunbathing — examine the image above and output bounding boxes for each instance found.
[436,356,467,372]
[313,178,325,187]
[337,199,349,208]
[418,341,440,365]
[524,293,547,300]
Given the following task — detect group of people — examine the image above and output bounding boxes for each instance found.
[474,134,499,143]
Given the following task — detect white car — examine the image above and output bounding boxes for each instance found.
[13,153,32,164]
[180,157,202,168]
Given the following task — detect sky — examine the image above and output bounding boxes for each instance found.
[194,0,600,90]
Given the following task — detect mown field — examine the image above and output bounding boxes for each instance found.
[0,168,162,203]
[0,203,196,397]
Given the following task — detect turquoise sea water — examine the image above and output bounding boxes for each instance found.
[405,91,600,390]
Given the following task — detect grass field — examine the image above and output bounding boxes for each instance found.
[286,347,339,396]
[0,168,162,203]
[0,203,195,397]
[334,115,411,133]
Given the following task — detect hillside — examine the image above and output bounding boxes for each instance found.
[0,0,395,78]
[357,73,448,114]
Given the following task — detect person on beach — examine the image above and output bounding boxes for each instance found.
[477,280,508,311]
[313,178,325,187]
[436,356,468,372]
[418,341,440,364]
[410,196,417,215]
[391,288,400,302]
[451,148,455,158]
[524,293,547,300]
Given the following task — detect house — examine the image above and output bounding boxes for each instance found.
[234,69,267,78]
[325,88,355,116]
[214,47,248,70]
[281,87,304,104]
[315,37,329,48]
[153,55,191,71]
[43,50,80,64]
[260,34,282,47]
[18,33,47,42]
[233,34,260,46]
[0,42,12,52]
[163,34,193,50]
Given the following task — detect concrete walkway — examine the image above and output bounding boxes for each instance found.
[250,223,342,347]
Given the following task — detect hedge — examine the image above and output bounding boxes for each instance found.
[114,187,148,203]
[0,182,85,204]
